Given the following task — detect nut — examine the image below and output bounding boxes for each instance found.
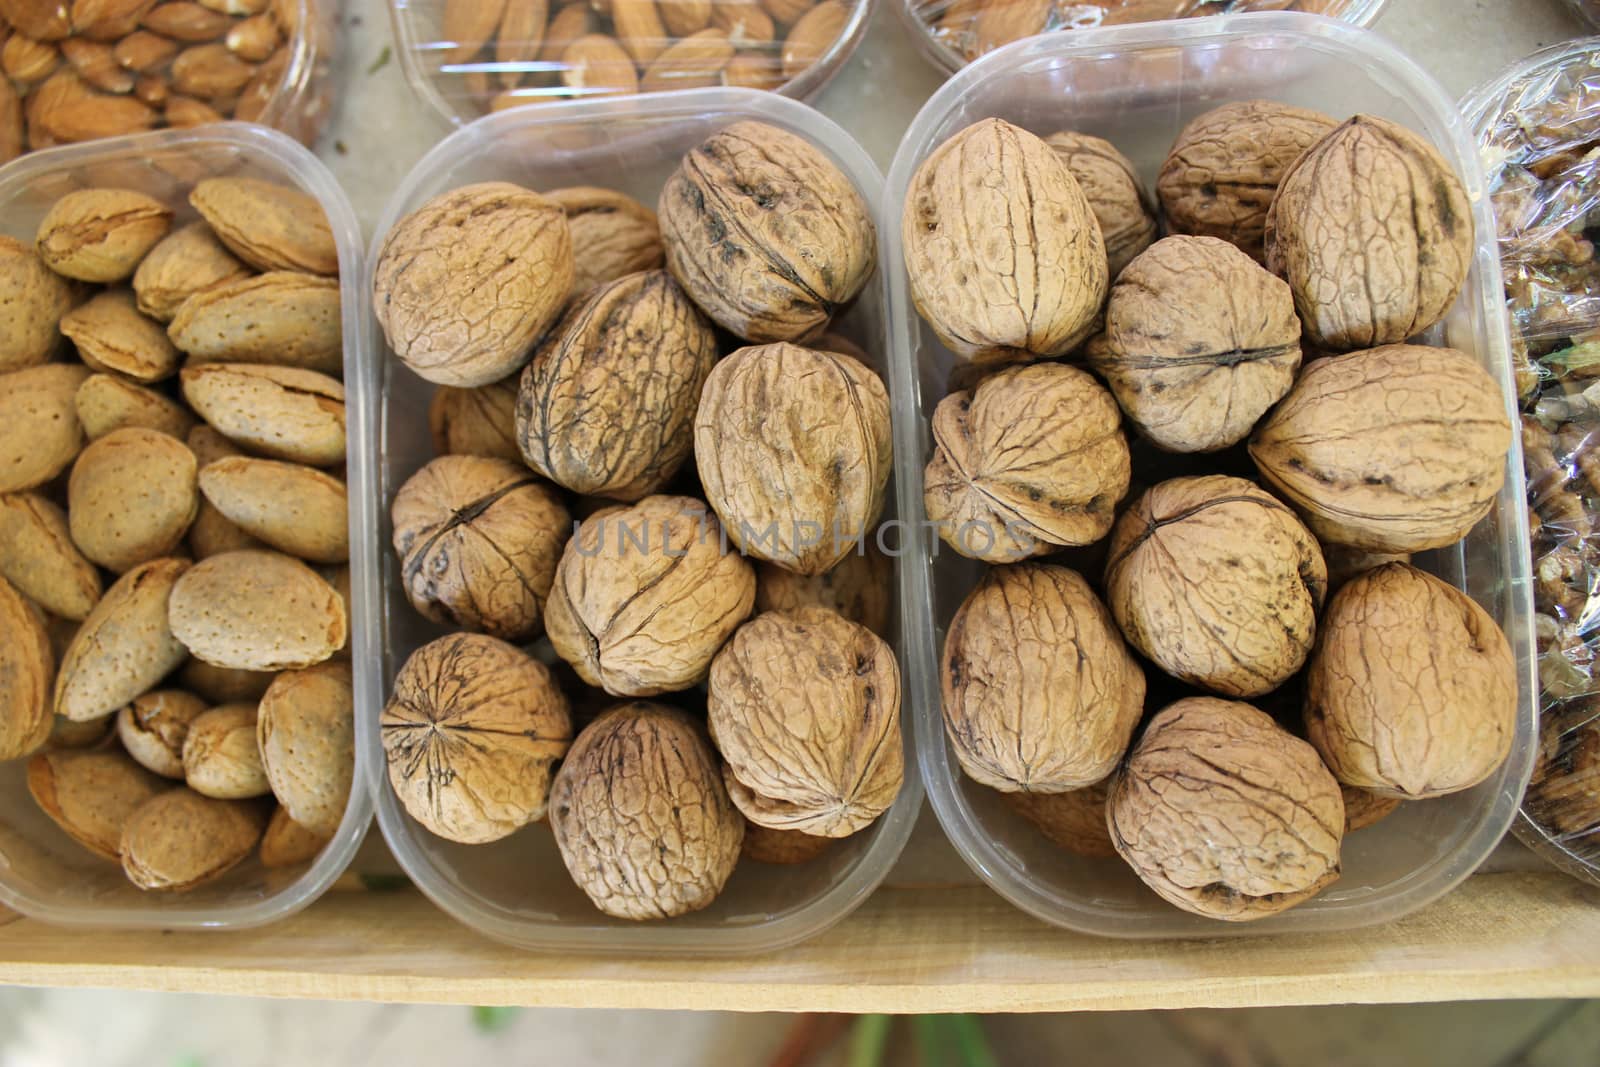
[708,606,903,836]
[1108,697,1344,921]
[3,0,73,38]
[754,541,891,636]
[902,118,1107,365]
[1264,115,1473,350]
[1002,780,1116,859]
[60,288,181,382]
[373,182,573,388]
[257,661,353,835]
[391,455,569,641]
[1306,563,1516,799]
[0,235,74,371]
[381,633,572,844]
[61,37,134,92]
[3,31,61,82]
[177,656,271,705]
[116,688,207,777]
[740,821,832,865]
[182,701,270,798]
[516,270,716,500]
[549,702,742,919]
[610,0,664,64]
[185,176,337,276]
[924,362,1129,562]
[942,563,1144,792]
[29,749,165,860]
[168,272,343,375]
[1104,475,1327,698]
[1044,130,1157,279]
[970,0,1048,57]
[492,0,546,89]
[544,186,664,298]
[259,806,329,867]
[179,362,345,467]
[710,1,773,47]
[1086,236,1301,453]
[1342,784,1400,833]
[658,0,709,35]
[659,120,875,343]
[167,549,346,671]
[546,494,755,696]
[0,491,101,620]
[199,456,348,564]
[0,574,55,759]
[35,187,172,283]
[67,425,198,572]
[27,67,158,145]
[54,557,189,721]
[225,12,279,59]
[185,427,261,559]
[119,787,266,890]
[695,343,891,575]
[143,1,234,40]
[560,32,638,95]
[1248,345,1511,553]
[428,376,521,461]
[721,51,781,90]
[132,221,250,323]
[1157,100,1337,262]
[0,362,91,492]
[49,712,114,750]
[641,28,732,94]
[75,372,197,440]
[113,30,178,72]
[441,0,505,62]
[779,0,844,78]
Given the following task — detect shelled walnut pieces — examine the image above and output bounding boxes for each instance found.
[0,173,355,891]
[375,121,898,921]
[916,108,1520,921]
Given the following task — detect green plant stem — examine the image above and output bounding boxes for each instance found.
[948,1015,999,1067]
[848,1014,893,1067]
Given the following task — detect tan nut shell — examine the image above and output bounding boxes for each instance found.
[1248,345,1511,553]
[168,272,343,375]
[1045,130,1156,279]
[428,376,521,461]
[708,606,903,837]
[1306,563,1516,799]
[76,373,196,441]
[545,185,664,297]
[1104,475,1327,699]
[740,822,833,865]
[1264,115,1473,350]
[54,557,189,721]
[0,362,92,493]
[0,574,55,759]
[48,712,114,751]
[925,362,1129,563]
[60,288,180,382]
[257,661,353,836]
[391,455,569,641]
[1343,784,1402,833]
[189,176,338,276]
[549,703,742,920]
[29,749,166,860]
[167,549,346,671]
[381,633,571,844]
[695,343,891,575]
[546,495,756,697]
[516,270,717,501]
[120,788,266,890]
[754,542,891,637]
[903,118,1108,364]
[942,564,1144,793]
[180,363,346,467]
[178,657,273,705]
[67,426,199,573]
[1109,698,1345,921]
[199,456,348,564]
[36,187,172,282]
[116,688,208,778]
[373,182,573,388]
[0,235,74,370]
[1003,780,1116,859]
[182,702,270,799]
[658,120,876,343]
[131,221,251,322]
[259,806,330,867]
[0,492,101,620]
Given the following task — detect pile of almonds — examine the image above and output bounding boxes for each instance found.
[0,173,354,892]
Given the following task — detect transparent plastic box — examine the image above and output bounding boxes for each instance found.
[882,13,1538,938]
[359,87,921,954]
[0,123,373,929]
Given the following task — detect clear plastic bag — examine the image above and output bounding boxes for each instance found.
[1568,0,1600,31]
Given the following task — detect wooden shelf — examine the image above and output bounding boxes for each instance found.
[0,872,1596,1011]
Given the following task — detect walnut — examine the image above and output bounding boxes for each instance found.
[548,703,743,920]
[1528,708,1600,836]
[695,343,891,575]
[1264,115,1473,350]
[1105,475,1327,698]
[1086,236,1301,453]
[754,542,892,637]
[1108,697,1345,921]
[942,564,1144,792]
[545,186,665,298]
[903,119,1108,365]
[1249,345,1512,553]
[1305,563,1516,799]
[380,633,572,844]
[924,363,1130,563]
[372,182,573,388]
[1157,100,1337,262]
[391,456,570,642]
[740,822,834,865]
[708,607,903,837]
[516,270,716,501]
[658,121,876,343]
[1341,784,1401,833]
[545,495,755,696]
[1002,779,1116,858]
[1045,130,1156,279]
[1324,545,1411,593]
[429,376,521,461]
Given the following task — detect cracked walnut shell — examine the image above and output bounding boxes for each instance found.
[1105,475,1327,699]
[925,362,1129,563]
[708,606,903,837]
[382,633,572,845]
[1249,345,1511,553]
[1044,130,1156,279]
[1306,563,1515,800]
[1109,697,1344,921]
[943,564,1144,793]
[549,703,743,920]
[1087,236,1301,453]
[903,118,1107,365]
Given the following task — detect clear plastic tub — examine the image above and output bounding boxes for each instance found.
[388,0,873,127]
[360,87,922,955]
[882,12,1538,938]
[0,122,373,929]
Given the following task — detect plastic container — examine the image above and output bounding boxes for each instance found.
[883,13,1538,938]
[360,87,921,955]
[893,0,1388,80]
[1463,40,1600,890]
[0,122,373,929]
[388,0,873,128]
[1567,1,1600,30]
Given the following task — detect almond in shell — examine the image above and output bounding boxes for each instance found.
[189,176,338,276]
[167,549,346,671]
[168,271,342,374]
[60,288,181,382]
[0,492,102,620]
[1,235,75,372]
[29,749,166,860]
[75,371,197,440]
[67,426,199,573]
[117,688,207,777]
[0,573,55,759]
[134,223,251,323]
[120,787,266,890]
[0,362,92,492]
[179,363,345,466]
[198,455,348,564]
[36,186,172,283]
[259,805,329,866]
[178,656,273,704]
[257,660,353,835]
[55,556,190,721]
[182,701,270,798]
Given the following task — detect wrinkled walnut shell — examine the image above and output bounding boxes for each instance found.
[1342,785,1401,833]
[1045,130,1156,279]
[1002,779,1116,859]
[545,186,665,298]
[754,542,892,637]
[428,376,522,462]
[740,821,835,865]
